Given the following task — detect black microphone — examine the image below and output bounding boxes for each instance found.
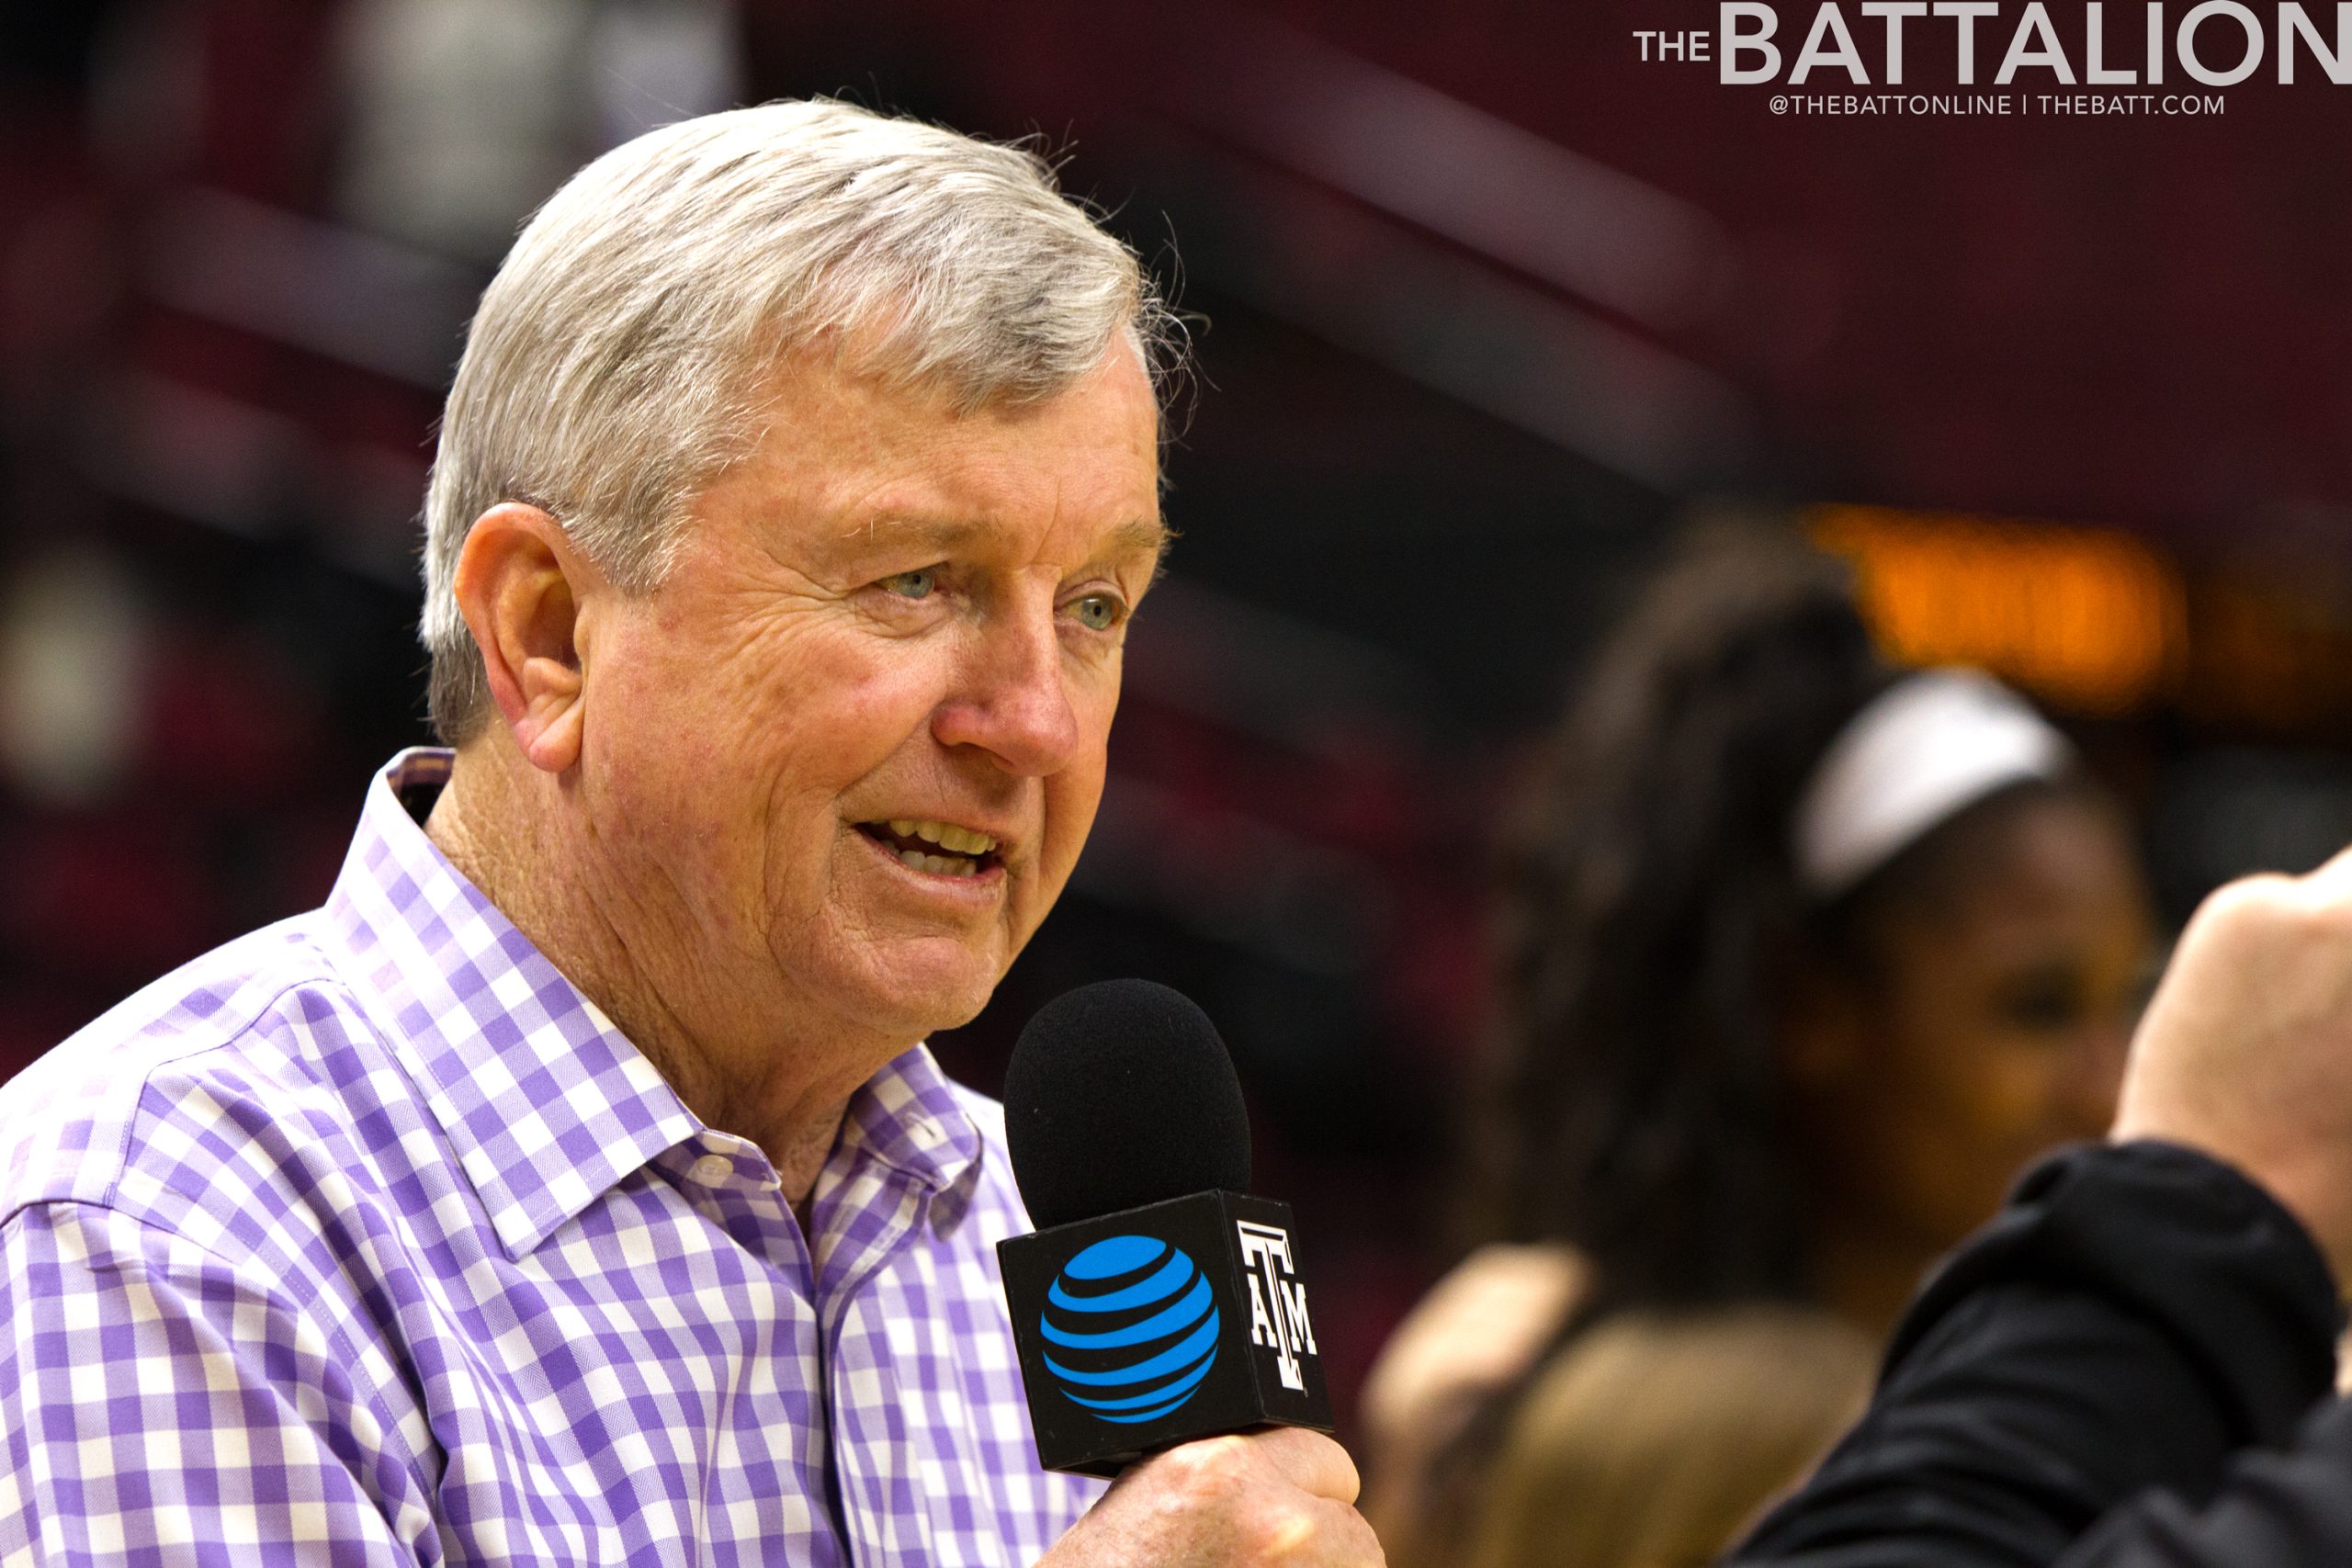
[995,978,1334,1477]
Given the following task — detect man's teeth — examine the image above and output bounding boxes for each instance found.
[870,818,999,876]
[896,848,981,877]
[884,818,999,855]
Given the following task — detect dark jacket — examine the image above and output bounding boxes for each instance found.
[1727,1141,2348,1567]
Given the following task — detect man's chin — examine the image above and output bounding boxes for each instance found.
[835,943,1007,1042]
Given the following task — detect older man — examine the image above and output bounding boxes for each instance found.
[0,103,1379,1567]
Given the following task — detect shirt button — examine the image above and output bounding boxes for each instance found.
[690,1154,732,1185]
[908,1117,944,1151]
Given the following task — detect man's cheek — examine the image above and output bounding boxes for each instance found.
[1032,805,1101,911]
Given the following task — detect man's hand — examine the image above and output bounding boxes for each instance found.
[2114,849,2352,1286]
[1040,1429,1386,1567]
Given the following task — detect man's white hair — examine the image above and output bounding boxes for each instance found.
[419,98,1171,742]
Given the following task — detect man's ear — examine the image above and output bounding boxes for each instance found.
[451,503,602,773]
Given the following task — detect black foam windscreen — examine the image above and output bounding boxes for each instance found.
[1001,979,1253,1232]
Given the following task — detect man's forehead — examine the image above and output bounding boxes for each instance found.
[763,336,1159,454]
[726,345,1164,562]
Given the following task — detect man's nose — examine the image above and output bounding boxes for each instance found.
[931,602,1084,776]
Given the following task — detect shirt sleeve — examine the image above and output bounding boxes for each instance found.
[1727,1141,2345,1568]
[0,1201,435,1565]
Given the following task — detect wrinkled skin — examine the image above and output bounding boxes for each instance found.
[432,344,1384,1566]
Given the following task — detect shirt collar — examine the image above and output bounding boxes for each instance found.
[836,1043,987,1226]
[322,749,985,1256]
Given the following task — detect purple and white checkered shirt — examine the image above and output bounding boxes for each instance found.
[0,749,1102,1565]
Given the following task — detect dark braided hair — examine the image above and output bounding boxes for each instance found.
[1468,520,1894,1306]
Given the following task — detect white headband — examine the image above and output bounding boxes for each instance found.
[1792,668,2073,899]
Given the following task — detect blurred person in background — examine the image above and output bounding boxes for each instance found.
[1360,523,2159,1568]
[1463,1303,1872,1568]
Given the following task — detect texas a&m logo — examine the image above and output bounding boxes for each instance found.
[1234,1219,1318,1392]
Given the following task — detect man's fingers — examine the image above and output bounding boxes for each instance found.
[1249,1427,1362,1506]
[2306,844,2352,898]
[1288,1497,1386,1565]
[1057,1433,1381,1566]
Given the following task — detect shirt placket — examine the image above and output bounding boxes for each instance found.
[814,1163,942,1568]
[670,1134,853,1568]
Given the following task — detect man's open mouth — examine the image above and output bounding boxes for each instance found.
[856,818,1004,878]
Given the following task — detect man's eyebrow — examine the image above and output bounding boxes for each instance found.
[837,514,986,552]
[1106,517,1171,564]
[836,513,1170,562]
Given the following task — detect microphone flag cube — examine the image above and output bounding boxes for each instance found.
[996,1190,1334,1477]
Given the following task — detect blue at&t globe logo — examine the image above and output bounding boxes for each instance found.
[1040,1235,1221,1425]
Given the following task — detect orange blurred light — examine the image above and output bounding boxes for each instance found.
[1805,504,2185,715]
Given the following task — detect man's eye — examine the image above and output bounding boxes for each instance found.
[880,569,937,601]
[1069,593,1123,632]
